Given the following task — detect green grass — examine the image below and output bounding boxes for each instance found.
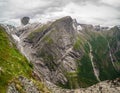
[61,39,98,88]
[28,24,50,42]
[89,35,120,80]
[73,37,82,51]
[0,26,32,92]
[71,32,120,88]
[77,54,98,88]
[43,35,53,44]
[115,51,120,61]
[0,26,51,93]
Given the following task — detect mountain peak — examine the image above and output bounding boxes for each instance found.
[52,16,73,25]
[1,16,120,92]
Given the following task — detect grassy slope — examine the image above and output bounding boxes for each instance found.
[90,35,120,80]
[73,36,98,88]
[84,29,120,80]
[0,26,33,92]
[0,26,51,93]
[70,29,120,88]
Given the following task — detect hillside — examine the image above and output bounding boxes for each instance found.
[11,16,120,89]
[1,16,120,93]
[0,26,51,93]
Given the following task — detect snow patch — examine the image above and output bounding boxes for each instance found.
[77,25,82,31]
[12,34,20,42]
[72,23,77,30]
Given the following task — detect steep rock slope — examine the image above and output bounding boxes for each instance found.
[0,26,51,93]
[6,16,120,89]
[15,16,86,88]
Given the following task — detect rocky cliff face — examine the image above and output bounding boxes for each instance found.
[1,16,120,92]
[9,16,120,89]
[14,16,85,88]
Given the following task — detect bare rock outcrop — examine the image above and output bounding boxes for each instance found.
[7,76,40,93]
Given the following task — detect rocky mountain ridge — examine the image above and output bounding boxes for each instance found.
[0,16,120,93]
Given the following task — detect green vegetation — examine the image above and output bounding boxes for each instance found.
[61,53,98,89]
[90,35,120,80]
[24,22,120,89]
[0,26,51,93]
[73,37,82,51]
[70,31,120,88]
[84,43,90,53]
[43,35,53,44]
[38,48,56,71]
[9,77,51,93]
[115,51,120,61]
[0,27,32,93]
[11,78,26,93]
[77,54,98,88]
[73,36,98,87]
[57,36,98,88]
[32,79,51,93]
[0,26,32,92]
[73,36,86,51]
[66,72,79,89]
[57,71,79,89]
[28,24,49,41]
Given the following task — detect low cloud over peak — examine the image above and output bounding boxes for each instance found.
[0,0,120,26]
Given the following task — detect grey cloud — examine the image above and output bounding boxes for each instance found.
[0,0,120,26]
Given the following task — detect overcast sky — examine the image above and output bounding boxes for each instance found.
[0,0,120,26]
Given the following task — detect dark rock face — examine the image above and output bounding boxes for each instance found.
[21,17,30,25]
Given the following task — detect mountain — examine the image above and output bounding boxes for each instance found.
[0,25,51,93]
[0,16,120,93]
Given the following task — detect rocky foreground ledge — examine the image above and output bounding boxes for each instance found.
[7,77,120,93]
[46,78,120,93]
